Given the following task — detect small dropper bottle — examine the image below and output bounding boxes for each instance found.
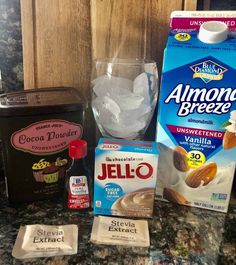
[65,139,91,211]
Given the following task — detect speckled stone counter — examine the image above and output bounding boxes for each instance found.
[0,181,235,265]
[0,0,23,92]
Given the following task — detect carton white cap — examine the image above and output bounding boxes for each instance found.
[198,21,228,44]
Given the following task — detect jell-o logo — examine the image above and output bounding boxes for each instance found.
[97,162,153,180]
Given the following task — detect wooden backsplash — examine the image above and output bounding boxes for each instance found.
[21,0,91,91]
[20,0,198,143]
[21,0,197,89]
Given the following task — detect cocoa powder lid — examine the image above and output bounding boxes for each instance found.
[0,87,84,116]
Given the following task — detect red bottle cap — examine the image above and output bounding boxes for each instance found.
[69,139,87,158]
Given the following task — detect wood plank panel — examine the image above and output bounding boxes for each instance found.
[20,0,36,89]
[21,0,199,91]
[145,0,184,65]
[91,0,147,59]
[21,0,92,93]
[21,0,199,90]
[183,0,198,10]
[91,0,184,64]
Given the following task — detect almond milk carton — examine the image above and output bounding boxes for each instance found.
[94,138,158,218]
[156,11,236,212]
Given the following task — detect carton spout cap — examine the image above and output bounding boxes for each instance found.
[198,21,228,44]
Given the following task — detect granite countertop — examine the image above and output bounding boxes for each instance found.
[0,0,24,93]
[0,181,235,265]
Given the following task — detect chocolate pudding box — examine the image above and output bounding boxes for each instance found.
[156,11,236,212]
[0,87,84,203]
[94,138,158,218]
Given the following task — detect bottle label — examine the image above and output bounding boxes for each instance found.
[68,176,90,209]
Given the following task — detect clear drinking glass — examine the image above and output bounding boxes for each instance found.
[91,58,158,140]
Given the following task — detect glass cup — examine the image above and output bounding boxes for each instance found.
[91,58,158,140]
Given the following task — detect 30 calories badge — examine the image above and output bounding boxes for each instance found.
[174,32,191,42]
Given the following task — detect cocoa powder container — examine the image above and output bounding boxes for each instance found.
[0,87,84,203]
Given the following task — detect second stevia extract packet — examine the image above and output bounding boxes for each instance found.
[12,224,78,259]
[90,216,150,247]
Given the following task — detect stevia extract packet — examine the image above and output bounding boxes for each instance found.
[90,216,150,247]
[12,224,78,259]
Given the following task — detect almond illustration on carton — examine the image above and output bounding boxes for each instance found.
[163,188,189,205]
[185,162,217,188]
[223,131,236,149]
[173,146,189,172]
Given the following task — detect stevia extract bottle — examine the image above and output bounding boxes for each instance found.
[65,139,91,211]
